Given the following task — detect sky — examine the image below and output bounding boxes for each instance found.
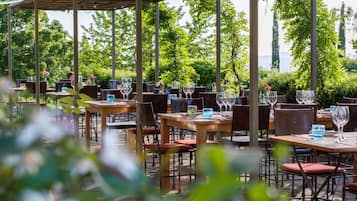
[46,0,357,57]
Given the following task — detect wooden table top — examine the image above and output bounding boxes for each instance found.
[159,112,232,125]
[269,132,357,153]
[85,100,136,109]
[46,91,72,97]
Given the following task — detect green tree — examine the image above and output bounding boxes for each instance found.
[272,9,280,70]
[80,9,136,82]
[0,8,73,83]
[221,0,249,94]
[275,0,345,95]
[338,2,346,56]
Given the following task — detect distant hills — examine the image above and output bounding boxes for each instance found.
[259,52,295,72]
[259,52,357,73]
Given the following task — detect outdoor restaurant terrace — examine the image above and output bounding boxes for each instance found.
[1,0,357,200]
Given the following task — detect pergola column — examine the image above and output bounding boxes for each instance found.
[154,1,159,82]
[311,0,317,92]
[34,0,40,105]
[112,9,116,80]
[73,0,79,138]
[135,0,143,154]
[7,6,12,84]
[216,0,221,92]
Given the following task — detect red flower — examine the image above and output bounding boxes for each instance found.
[90,75,96,81]
[42,71,50,77]
[264,83,271,92]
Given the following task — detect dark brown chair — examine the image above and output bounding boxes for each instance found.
[277,95,287,103]
[169,88,180,97]
[182,86,206,98]
[340,96,357,104]
[171,98,204,112]
[274,108,314,136]
[199,92,219,111]
[143,93,168,114]
[137,102,192,191]
[277,103,317,122]
[100,89,124,100]
[230,104,270,143]
[235,96,248,105]
[16,79,27,87]
[275,108,344,200]
[336,103,357,132]
[25,81,47,94]
[55,81,72,92]
[80,85,98,99]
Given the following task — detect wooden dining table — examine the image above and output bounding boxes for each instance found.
[84,100,136,148]
[269,132,357,199]
[158,109,333,191]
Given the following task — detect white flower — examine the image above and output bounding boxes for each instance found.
[100,132,139,180]
[21,150,43,174]
[17,110,65,148]
[20,189,52,201]
[72,159,97,176]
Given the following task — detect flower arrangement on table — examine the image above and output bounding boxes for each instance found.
[42,70,50,81]
[86,75,96,85]
[155,80,165,93]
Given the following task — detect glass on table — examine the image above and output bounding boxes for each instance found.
[216,92,224,112]
[296,90,304,104]
[265,91,277,117]
[332,106,349,142]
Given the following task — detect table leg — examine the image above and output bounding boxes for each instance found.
[101,112,107,141]
[196,125,207,148]
[160,118,170,192]
[85,110,90,149]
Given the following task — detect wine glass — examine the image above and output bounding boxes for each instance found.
[216,92,224,112]
[265,91,277,117]
[118,83,126,100]
[296,90,304,104]
[332,106,349,142]
[183,85,189,99]
[124,83,132,100]
[186,83,195,99]
[226,92,236,111]
[305,90,315,104]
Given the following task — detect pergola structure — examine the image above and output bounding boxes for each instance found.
[5,0,318,182]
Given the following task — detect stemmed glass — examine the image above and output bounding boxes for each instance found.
[296,90,304,104]
[265,91,277,117]
[123,83,132,100]
[187,83,195,99]
[183,85,189,99]
[216,92,224,112]
[332,106,349,142]
[225,92,236,111]
[304,90,315,104]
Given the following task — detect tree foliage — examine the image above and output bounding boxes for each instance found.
[272,9,280,70]
[0,7,73,84]
[275,0,345,94]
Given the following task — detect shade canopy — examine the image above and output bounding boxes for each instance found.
[10,0,159,10]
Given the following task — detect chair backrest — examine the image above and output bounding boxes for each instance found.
[80,85,98,99]
[136,102,157,127]
[235,96,248,105]
[182,86,206,98]
[55,81,72,92]
[169,88,180,97]
[274,108,314,136]
[340,96,357,104]
[100,89,124,100]
[25,81,47,94]
[278,103,317,122]
[199,92,219,111]
[143,93,168,114]
[171,97,204,112]
[109,79,121,89]
[16,79,27,87]
[336,103,357,131]
[231,104,270,132]
[277,95,287,103]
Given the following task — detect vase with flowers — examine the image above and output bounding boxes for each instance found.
[42,70,50,82]
[86,75,96,85]
[155,80,165,94]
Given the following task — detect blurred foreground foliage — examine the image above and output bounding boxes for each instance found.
[0,78,289,201]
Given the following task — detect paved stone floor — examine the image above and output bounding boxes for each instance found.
[82,117,357,201]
